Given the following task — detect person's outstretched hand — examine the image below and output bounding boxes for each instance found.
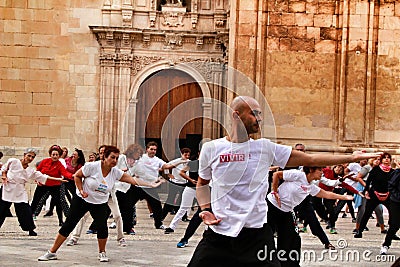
[199,211,222,225]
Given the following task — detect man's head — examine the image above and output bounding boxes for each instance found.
[146,141,158,158]
[294,143,305,152]
[230,96,262,135]
[180,148,191,160]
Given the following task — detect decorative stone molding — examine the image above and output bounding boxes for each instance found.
[149,11,157,27]
[122,9,133,27]
[132,55,164,75]
[214,13,226,28]
[196,36,203,47]
[178,57,225,81]
[161,6,186,27]
[164,33,183,49]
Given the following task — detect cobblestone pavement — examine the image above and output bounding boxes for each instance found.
[0,202,398,267]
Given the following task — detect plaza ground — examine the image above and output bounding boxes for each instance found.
[0,201,398,267]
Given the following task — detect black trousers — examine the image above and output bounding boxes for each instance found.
[358,191,390,234]
[383,200,400,247]
[268,200,301,267]
[131,186,163,228]
[296,195,329,245]
[335,189,355,219]
[59,196,110,239]
[30,185,64,224]
[0,191,35,232]
[188,223,280,267]
[180,206,202,243]
[116,186,137,233]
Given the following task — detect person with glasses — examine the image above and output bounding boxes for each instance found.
[0,148,66,236]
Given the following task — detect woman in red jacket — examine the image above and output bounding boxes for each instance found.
[30,145,73,226]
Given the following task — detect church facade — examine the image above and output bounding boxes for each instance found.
[1,0,400,159]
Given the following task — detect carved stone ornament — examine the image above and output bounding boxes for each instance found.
[164,33,183,49]
[149,11,157,27]
[122,9,133,27]
[161,6,186,27]
[178,57,225,81]
[214,13,226,28]
[132,55,164,76]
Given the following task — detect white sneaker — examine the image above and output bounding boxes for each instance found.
[109,222,117,229]
[38,250,57,261]
[66,238,78,246]
[118,238,127,247]
[380,246,389,255]
[98,252,109,262]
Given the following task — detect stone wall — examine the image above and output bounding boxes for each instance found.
[0,0,104,160]
[231,0,400,152]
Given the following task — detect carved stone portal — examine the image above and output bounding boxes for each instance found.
[162,6,186,27]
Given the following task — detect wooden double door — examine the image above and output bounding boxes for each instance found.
[136,69,203,160]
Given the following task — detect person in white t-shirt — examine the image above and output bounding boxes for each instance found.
[336,160,367,221]
[0,148,66,236]
[267,167,353,266]
[188,96,381,267]
[38,145,163,263]
[161,147,191,220]
[131,141,183,229]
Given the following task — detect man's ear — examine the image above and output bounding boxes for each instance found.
[233,111,240,120]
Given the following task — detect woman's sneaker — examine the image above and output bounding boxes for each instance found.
[38,250,57,261]
[98,252,109,262]
[177,240,188,248]
[380,246,389,255]
[66,238,78,246]
[118,238,127,247]
[109,222,116,229]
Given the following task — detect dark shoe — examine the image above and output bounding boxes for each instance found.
[128,228,136,235]
[352,228,358,234]
[393,235,400,241]
[364,226,369,231]
[376,223,380,227]
[324,243,336,250]
[58,222,63,227]
[342,213,347,218]
[44,211,53,217]
[354,231,363,238]
[352,218,357,223]
[29,230,38,236]
[381,229,388,234]
[164,227,174,234]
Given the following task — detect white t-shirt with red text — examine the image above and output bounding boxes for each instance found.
[199,137,291,237]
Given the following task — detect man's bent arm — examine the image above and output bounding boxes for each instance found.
[196,177,211,210]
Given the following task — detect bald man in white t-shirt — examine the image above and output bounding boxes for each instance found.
[188,96,381,267]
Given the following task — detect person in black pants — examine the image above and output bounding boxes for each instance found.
[355,153,393,238]
[381,168,400,254]
[295,195,335,249]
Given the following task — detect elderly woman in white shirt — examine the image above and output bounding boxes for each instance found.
[267,167,354,267]
[0,148,66,236]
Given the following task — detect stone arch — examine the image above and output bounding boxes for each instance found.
[124,61,215,149]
